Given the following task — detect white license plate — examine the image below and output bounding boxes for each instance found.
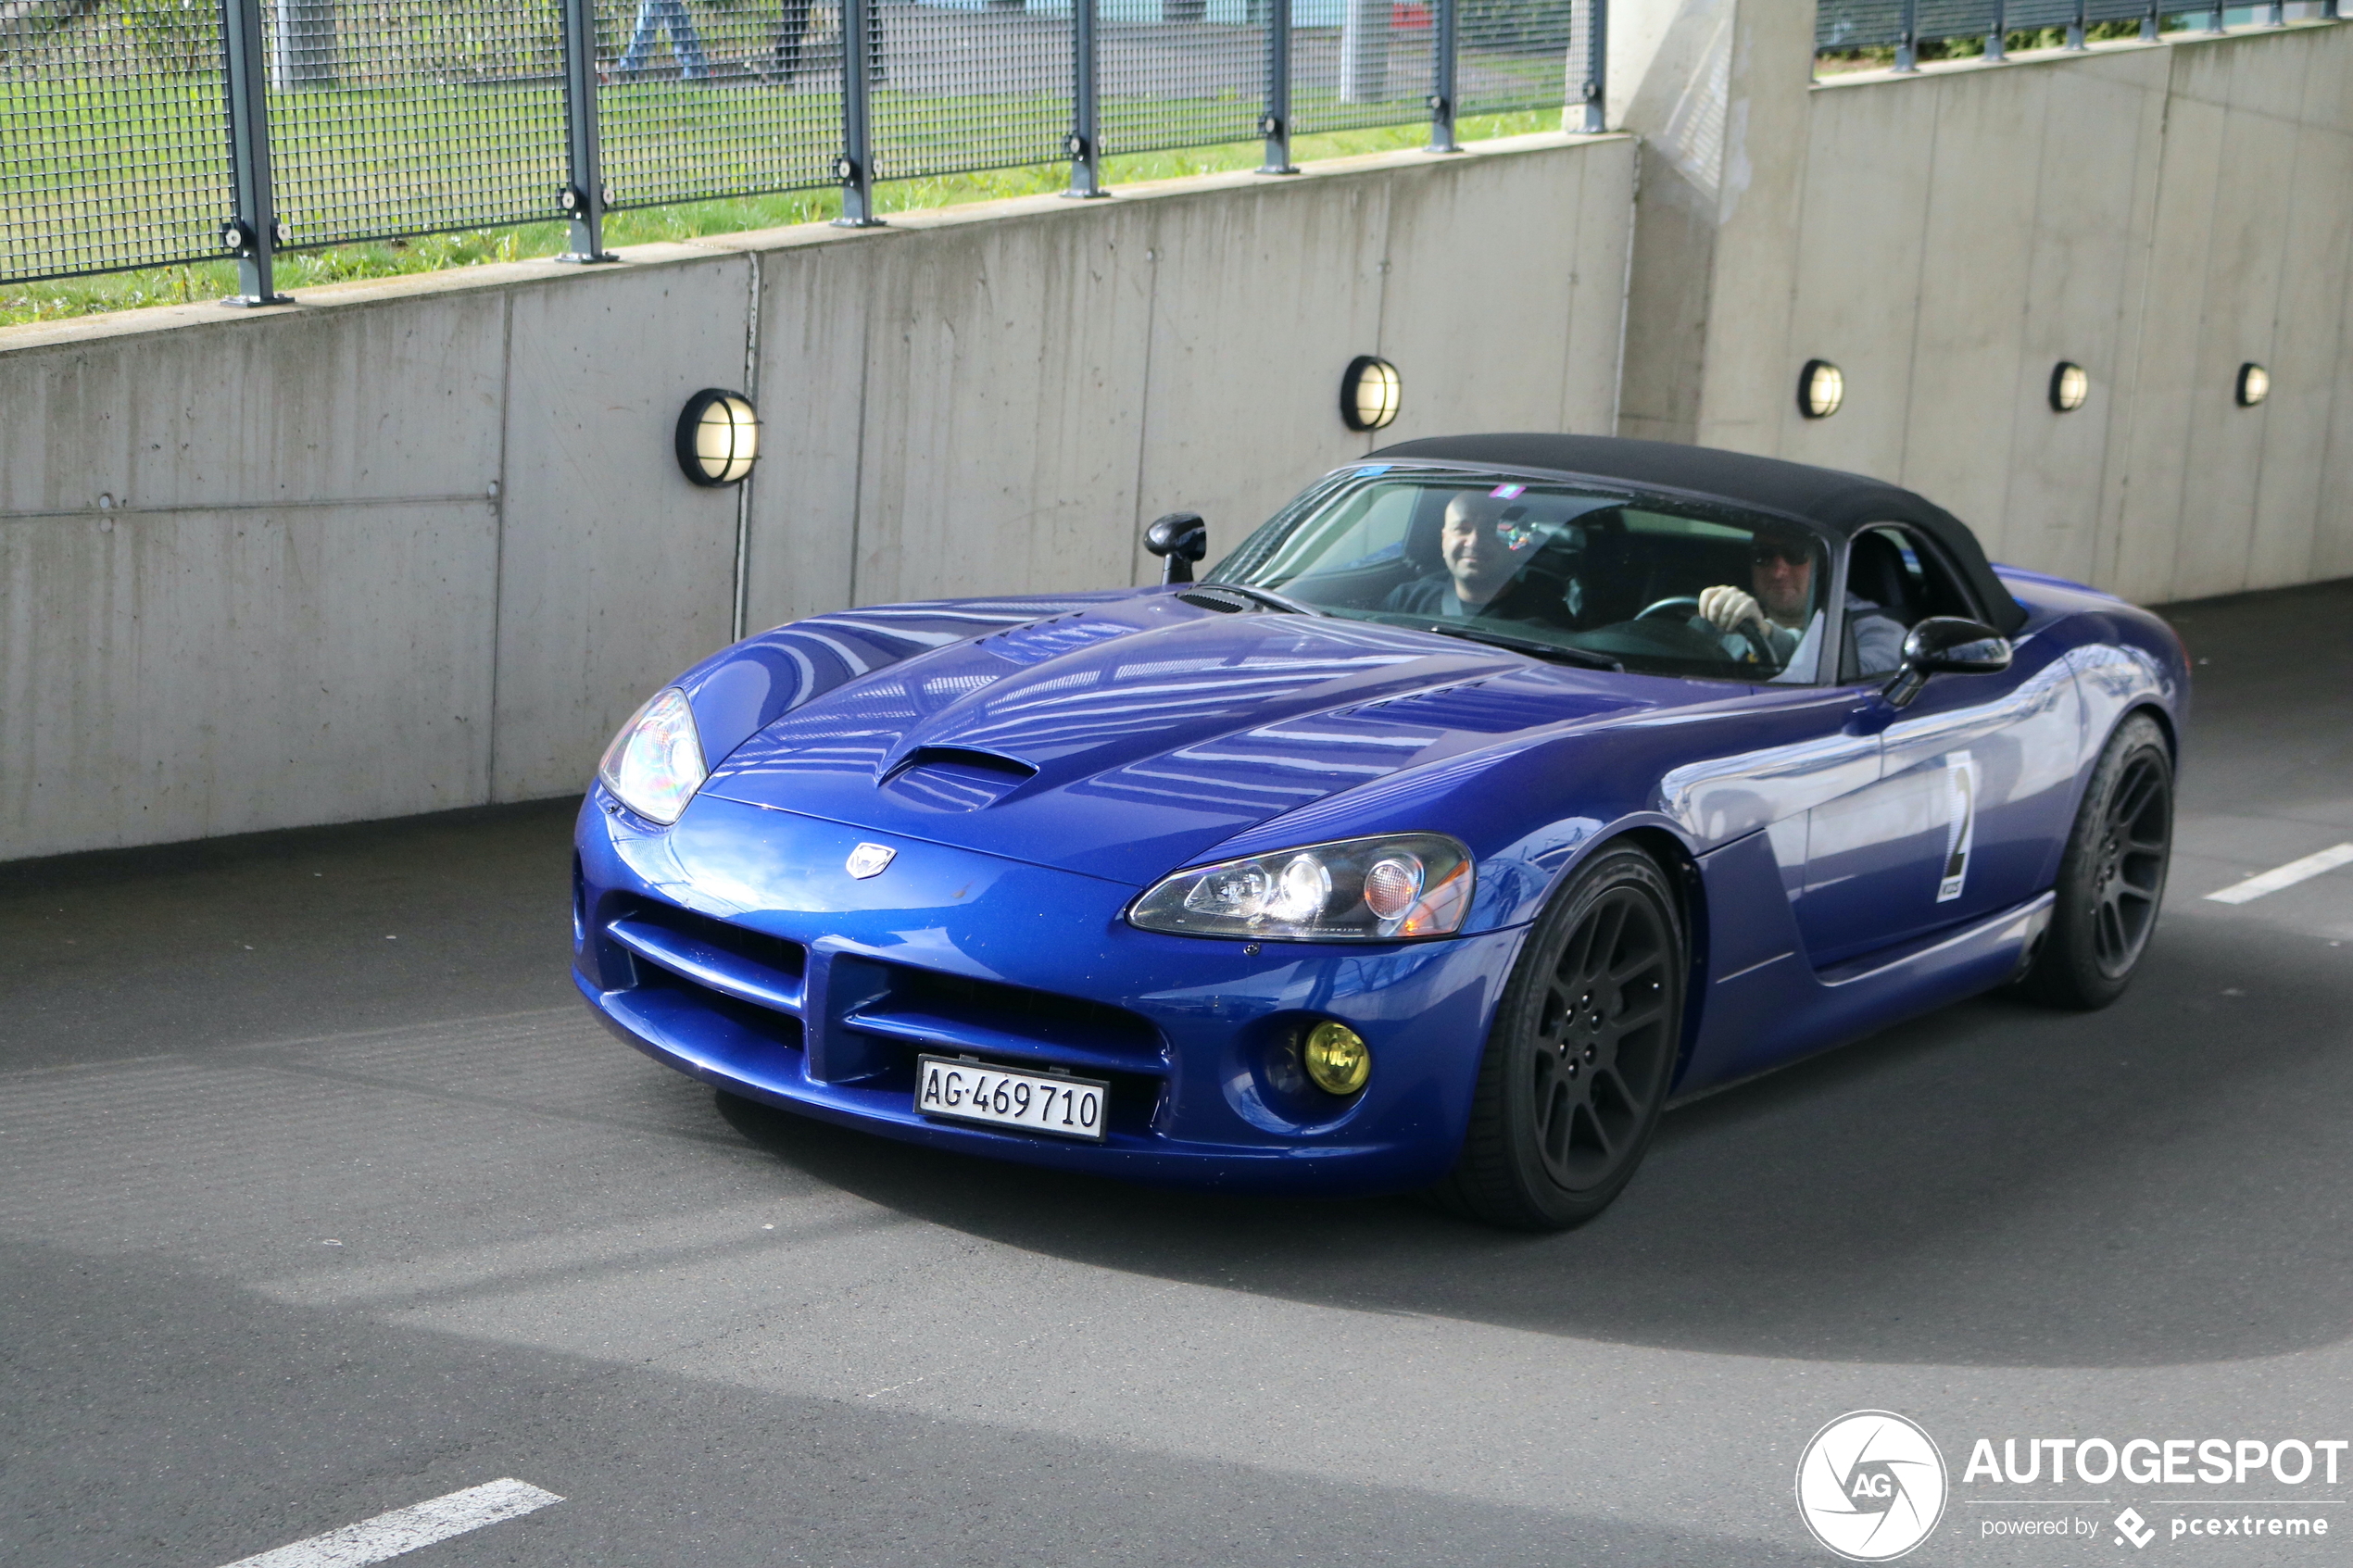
[914,1056,1108,1141]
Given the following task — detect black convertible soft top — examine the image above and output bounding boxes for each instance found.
[1365,433,2028,635]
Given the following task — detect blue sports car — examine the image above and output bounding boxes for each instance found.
[573,435,2186,1228]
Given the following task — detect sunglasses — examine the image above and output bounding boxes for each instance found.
[1750,543,1811,568]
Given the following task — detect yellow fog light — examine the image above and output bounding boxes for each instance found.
[1302,1021,1370,1096]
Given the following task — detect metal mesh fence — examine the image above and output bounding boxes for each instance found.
[1817,1,1907,47]
[0,0,233,282]
[871,0,1073,180]
[1818,1,2264,47]
[264,0,568,249]
[1289,0,1433,134]
[1457,0,1573,118]
[596,0,843,207]
[1099,0,1264,158]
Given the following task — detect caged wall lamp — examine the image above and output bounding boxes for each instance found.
[1340,356,1403,432]
[675,389,761,486]
[1798,359,1844,420]
[2049,361,2090,413]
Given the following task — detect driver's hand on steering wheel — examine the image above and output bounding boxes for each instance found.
[1698,584,1768,636]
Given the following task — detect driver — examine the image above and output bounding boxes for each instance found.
[1382,491,1560,622]
[1699,533,1904,676]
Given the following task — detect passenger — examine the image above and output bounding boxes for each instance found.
[1699,534,1905,678]
[1382,492,1562,623]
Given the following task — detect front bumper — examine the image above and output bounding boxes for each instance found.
[574,791,1526,1195]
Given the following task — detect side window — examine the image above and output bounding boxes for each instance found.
[1840,526,1981,682]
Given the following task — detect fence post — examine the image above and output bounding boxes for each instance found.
[1894,0,1918,70]
[835,0,882,225]
[1579,0,1606,132]
[1066,0,1107,195]
[1985,0,2005,61]
[2141,0,2158,40]
[2066,0,2085,49]
[1260,0,1297,172]
[2205,1,2224,31]
[2266,1,2284,24]
[556,0,615,262]
[1428,0,1457,151]
[218,0,289,305]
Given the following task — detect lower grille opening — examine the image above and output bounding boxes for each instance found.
[636,964,806,1054]
[625,900,806,981]
[869,965,1161,1060]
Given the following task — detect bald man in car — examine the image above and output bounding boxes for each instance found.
[1382,491,1561,622]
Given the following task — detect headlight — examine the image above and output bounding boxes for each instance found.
[597,687,706,825]
[1128,833,1473,941]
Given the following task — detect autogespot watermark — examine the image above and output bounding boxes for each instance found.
[1797,1414,2346,1559]
[1797,1411,1950,1561]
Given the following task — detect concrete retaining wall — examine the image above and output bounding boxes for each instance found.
[1622,8,2353,607]
[0,134,1636,859]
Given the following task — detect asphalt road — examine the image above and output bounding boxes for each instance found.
[4,582,2349,1568]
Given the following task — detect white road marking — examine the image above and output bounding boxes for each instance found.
[2205,843,2353,905]
[215,1479,561,1568]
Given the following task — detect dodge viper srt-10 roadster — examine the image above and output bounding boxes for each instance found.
[573,434,2186,1228]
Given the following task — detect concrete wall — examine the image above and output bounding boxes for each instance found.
[0,134,1635,859]
[1622,10,2353,605]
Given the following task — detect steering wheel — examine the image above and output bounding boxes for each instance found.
[1635,596,1701,621]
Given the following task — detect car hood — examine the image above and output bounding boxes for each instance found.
[695,593,1691,884]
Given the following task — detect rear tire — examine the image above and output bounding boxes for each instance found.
[2018,713,2172,1010]
[1437,846,1684,1231]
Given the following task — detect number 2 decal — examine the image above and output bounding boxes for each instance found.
[1938,750,1978,903]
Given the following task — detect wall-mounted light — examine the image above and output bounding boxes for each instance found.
[675,389,761,486]
[2236,362,2271,408]
[2049,361,2090,413]
[1340,355,1402,432]
[1798,359,1844,420]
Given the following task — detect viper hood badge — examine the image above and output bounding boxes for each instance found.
[846,843,898,879]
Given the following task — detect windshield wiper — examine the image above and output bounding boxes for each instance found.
[1416,621,1624,671]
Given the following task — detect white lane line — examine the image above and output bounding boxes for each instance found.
[2206,843,2353,905]
[216,1479,562,1568]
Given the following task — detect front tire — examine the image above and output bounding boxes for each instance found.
[2019,712,2173,1010]
[1438,846,1685,1231]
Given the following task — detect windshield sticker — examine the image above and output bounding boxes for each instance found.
[1489,483,1528,499]
[1355,464,1392,476]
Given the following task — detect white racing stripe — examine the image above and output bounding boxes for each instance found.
[216,1479,561,1568]
[2205,843,2353,905]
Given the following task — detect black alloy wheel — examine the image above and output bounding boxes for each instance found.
[1438,846,1684,1231]
[2019,713,2173,1010]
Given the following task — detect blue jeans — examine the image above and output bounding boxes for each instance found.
[618,0,707,79]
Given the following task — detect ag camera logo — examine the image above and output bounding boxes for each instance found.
[1796,1411,1949,1561]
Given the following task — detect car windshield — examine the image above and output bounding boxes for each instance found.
[1207,469,1836,684]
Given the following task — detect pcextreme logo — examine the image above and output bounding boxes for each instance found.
[1797,1411,1950,1562]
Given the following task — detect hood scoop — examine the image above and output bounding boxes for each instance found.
[881,746,1038,811]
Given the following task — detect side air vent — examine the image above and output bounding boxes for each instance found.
[883,746,1038,810]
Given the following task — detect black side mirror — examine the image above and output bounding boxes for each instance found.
[1143,512,1208,585]
[1883,616,2012,709]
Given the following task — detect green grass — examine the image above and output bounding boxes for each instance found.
[0,108,1555,327]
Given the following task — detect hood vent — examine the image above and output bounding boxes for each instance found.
[1175,586,1263,614]
[1348,679,1624,735]
[980,615,1133,668]
[882,746,1038,811]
